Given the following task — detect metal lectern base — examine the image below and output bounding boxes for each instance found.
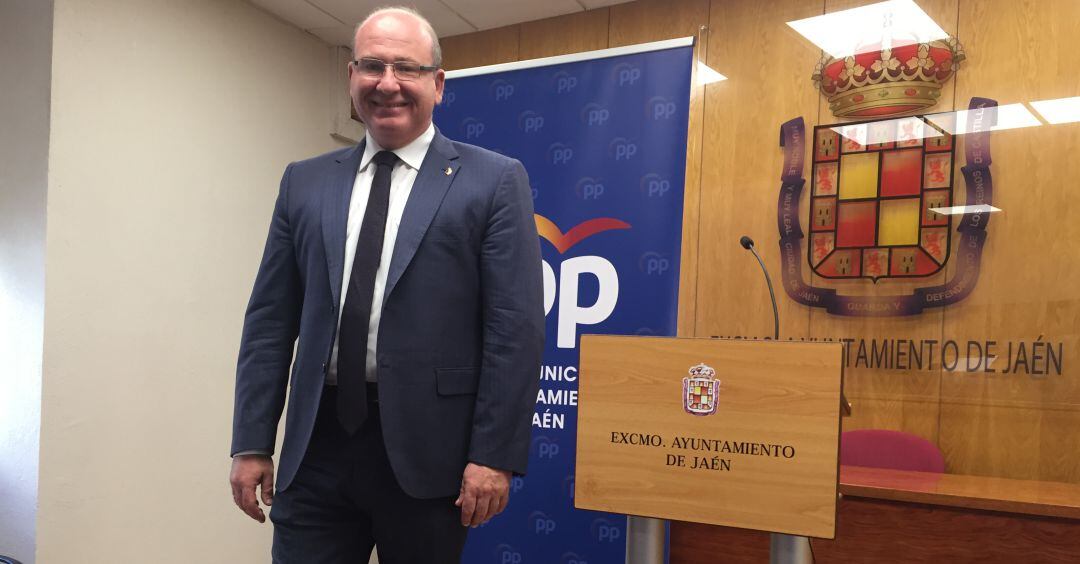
[770,533,812,564]
[625,516,665,564]
[624,518,812,564]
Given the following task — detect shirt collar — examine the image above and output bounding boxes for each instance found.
[359,122,436,172]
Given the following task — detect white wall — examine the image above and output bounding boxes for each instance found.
[0,1,53,562]
[37,0,345,561]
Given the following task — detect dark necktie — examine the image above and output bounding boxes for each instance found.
[337,150,399,434]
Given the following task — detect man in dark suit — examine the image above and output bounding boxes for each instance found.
[227,7,544,563]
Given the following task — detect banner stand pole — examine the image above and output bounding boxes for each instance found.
[769,533,813,564]
[625,516,665,564]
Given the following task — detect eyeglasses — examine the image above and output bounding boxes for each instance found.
[351,57,438,81]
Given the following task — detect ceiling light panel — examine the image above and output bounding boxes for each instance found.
[786,0,948,58]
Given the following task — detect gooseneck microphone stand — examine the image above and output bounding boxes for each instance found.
[740,236,779,340]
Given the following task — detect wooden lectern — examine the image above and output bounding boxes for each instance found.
[575,336,844,563]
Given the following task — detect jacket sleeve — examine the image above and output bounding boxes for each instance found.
[230,164,302,456]
[468,159,545,474]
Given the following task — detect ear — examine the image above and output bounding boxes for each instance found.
[433,68,446,105]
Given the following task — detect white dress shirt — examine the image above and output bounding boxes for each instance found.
[326,123,435,385]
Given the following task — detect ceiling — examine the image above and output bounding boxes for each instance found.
[250,0,632,48]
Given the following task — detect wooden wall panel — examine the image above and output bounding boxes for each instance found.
[440,24,519,71]
[608,0,709,47]
[694,0,822,342]
[518,9,609,60]
[939,0,1080,482]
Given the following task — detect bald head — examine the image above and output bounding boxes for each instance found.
[355,7,442,68]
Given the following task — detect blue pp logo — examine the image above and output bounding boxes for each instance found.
[562,553,589,564]
[575,177,605,200]
[530,511,557,535]
[639,173,672,198]
[461,118,485,140]
[519,110,545,133]
[608,137,638,161]
[613,63,642,86]
[510,475,525,494]
[590,518,622,543]
[490,79,515,101]
[494,544,522,564]
[553,71,578,94]
[581,103,610,126]
[647,96,677,120]
[548,143,574,165]
[532,435,561,459]
[441,90,456,108]
[639,252,671,276]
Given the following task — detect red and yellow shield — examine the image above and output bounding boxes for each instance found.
[809,115,956,281]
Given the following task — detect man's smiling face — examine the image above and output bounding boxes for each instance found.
[349,12,444,150]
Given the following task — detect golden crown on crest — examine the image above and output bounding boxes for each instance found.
[812,37,965,118]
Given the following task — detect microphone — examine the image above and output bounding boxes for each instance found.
[738,236,779,340]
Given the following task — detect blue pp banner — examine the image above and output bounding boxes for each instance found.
[434,41,693,564]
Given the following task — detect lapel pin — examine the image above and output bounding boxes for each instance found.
[444,166,453,176]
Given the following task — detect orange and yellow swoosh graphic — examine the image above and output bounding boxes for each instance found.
[535,214,632,254]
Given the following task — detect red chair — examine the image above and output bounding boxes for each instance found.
[840,429,946,473]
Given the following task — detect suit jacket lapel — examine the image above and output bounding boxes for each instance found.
[384,131,460,301]
[322,141,365,309]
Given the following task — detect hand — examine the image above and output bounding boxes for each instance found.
[454,462,511,527]
[229,454,275,523]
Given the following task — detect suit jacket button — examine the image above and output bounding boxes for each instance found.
[321,362,327,373]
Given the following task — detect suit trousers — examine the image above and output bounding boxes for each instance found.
[270,386,468,564]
